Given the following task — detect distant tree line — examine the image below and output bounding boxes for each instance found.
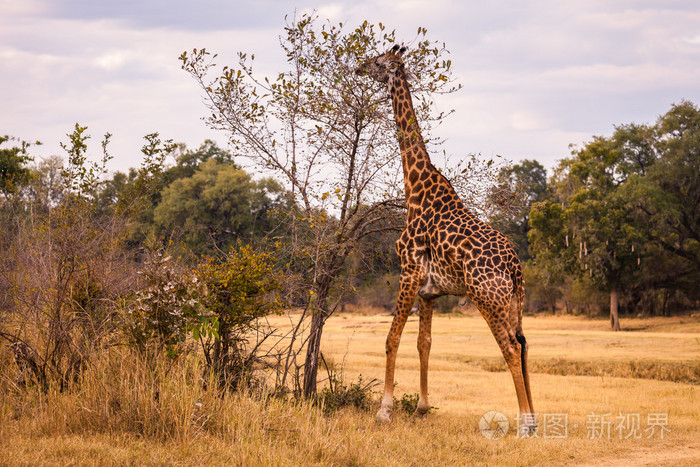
[495,101,699,329]
[2,103,697,383]
[2,103,698,360]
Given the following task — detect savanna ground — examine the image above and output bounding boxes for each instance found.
[1,311,699,466]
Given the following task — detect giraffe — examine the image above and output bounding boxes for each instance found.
[356,45,536,436]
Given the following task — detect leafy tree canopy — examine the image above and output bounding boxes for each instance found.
[154,158,286,254]
[0,135,36,195]
[491,159,548,261]
[529,100,700,324]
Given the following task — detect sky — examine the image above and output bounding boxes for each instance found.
[2,0,699,174]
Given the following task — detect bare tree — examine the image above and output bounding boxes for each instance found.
[180,16,460,397]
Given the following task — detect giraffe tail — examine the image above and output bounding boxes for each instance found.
[509,263,525,334]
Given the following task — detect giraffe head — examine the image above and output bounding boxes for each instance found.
[355,44,407,84]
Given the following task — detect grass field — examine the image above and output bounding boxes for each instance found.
[1,312,699,465]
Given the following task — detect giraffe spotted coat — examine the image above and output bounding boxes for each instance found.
[357,45,536,436]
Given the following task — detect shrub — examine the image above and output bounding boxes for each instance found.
[124,246,202,358]
[317,374,379,414]
[194,243,283,390]
[393,392,420,414]
[0,127,131,390]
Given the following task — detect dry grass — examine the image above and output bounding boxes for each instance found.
[1,313,699,465]
[484,358,700,384]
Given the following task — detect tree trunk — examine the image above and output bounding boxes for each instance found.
[303,307,325,398]
[610,288,621,331]
[303,277,334,398]
[661,290,669,317]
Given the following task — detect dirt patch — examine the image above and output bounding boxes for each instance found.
[571,443,700,466]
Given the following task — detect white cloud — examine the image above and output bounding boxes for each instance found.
[392,0,450,13]
[0,0,44,15]
[0,7,283,171]
[94,50,131,70]
[509,111,552,132]
[1,0,700,173]
[314,3,345,22]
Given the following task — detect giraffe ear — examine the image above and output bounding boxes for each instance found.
[405,71,416,82]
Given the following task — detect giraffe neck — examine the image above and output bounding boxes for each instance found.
[388,75,436,201]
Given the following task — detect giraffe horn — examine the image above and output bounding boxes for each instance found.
[391,44,400,53]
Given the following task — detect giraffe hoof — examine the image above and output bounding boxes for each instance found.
[376,409,392,424]
[518,413,538,438]
[413,404,430,417]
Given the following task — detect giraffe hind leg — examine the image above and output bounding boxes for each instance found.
[467,272,536,436]
[515,330,536,436]
[488,320,536,437]
[510,272,536,435]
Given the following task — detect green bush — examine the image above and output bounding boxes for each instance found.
[317,374,379,414]
[393,392,419,414]
[194,243,282,390]
[125,247,202,357]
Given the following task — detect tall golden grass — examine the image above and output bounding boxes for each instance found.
[1,313,699,465]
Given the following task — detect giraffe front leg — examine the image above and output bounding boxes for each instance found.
[377,270,420,424]
[415,296,434,416]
